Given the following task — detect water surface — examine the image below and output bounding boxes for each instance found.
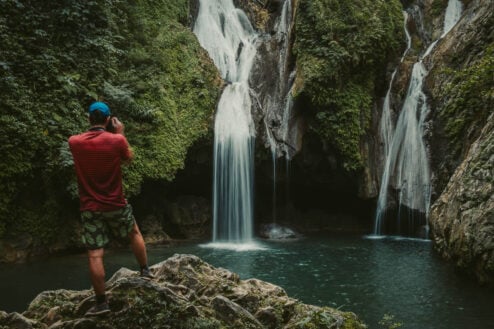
[1,235,493,329]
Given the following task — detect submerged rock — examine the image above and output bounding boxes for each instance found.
[259,223,299,240]
[0,254,366,329]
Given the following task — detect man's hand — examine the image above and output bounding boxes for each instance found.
[111,117,125,135]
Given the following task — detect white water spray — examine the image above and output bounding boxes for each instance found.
[374,1,462,236]
[194,0,258,243]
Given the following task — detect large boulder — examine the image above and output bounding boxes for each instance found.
[0,254,366,329]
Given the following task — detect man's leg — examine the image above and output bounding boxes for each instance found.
[88,248,106,297]
[128,223,148,268]
[85,248,110,316]
[114,205,153,278]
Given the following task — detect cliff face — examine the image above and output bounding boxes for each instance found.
[0,254,366,329]
[427,0,493,285]
[428,0,493,199]
[429,113,494,285]
[291,0,405,195]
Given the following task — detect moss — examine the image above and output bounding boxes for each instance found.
[288,305,366,329]
[430,0,448,18]
[341,311,368,329]
[312,83,372,171]
[293,0,404,171]
[439,45,494,158]
[0,1,221,247]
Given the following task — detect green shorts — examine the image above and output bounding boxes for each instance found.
[80,204,136,250]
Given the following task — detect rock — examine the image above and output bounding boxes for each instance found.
[0,312,39,329]
[425,0,494,285]
[212,295,263,327]
[259,223,298,239]
[1,254,366,329]
[138,215,170,244]
[430,113,494,286]
[255,306,280,329]
[0,234,33,263]
[428,0,494,197]
[164,195,211,239]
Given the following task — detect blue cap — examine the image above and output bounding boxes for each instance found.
[88,102,110,116]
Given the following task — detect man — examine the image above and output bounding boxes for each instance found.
[69,101,153,316]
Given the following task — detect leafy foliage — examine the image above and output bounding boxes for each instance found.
[0,0,221,243]
[293,0,404,171]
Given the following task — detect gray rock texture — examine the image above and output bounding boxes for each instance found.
[430,113,494,286]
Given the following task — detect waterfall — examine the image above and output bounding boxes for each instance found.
[265,120,278,223]
[442,0,463,37]
[380,12,412,163]
[277,0,296,159]
[374,1,462,236]
[266,0,295,224]
[374,12,412,235]
[193,0,257,243]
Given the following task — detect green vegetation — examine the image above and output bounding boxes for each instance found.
[379,313,403,329]
[430,0,448,18]
[440,45,494,157]
[0,1,221,245]
[294,308,338,328]
[293,0,404,171]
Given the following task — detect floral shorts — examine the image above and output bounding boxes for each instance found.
[80,204,135,250]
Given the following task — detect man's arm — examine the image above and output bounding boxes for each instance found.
[111,117,125,135]
[111,117,133,164]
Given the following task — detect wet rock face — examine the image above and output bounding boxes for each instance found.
[430,114,494,286]
[0,254,367,329]
[427,0,494,198]
[164,195,212,239]
[424,0,493,285]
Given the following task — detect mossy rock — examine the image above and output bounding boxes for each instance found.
[2,254,367,329]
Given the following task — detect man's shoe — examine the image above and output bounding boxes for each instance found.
[140,267,155,280]
[85,302,110,316]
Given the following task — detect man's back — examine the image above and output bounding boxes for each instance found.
[69,130,131,212]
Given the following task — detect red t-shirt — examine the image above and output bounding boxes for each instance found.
[68,130,132,212]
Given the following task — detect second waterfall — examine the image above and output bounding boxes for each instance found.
[193,0,257,243]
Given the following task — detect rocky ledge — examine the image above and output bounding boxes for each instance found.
[0,254,366,329]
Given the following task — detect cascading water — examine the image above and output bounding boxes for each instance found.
[374,0,463,236]
[374,12,413,235]
[265,0,295,224]
[266,121,278,223]
[193,0,257,243]
[442,0,463,37]
[379,12,412,164]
